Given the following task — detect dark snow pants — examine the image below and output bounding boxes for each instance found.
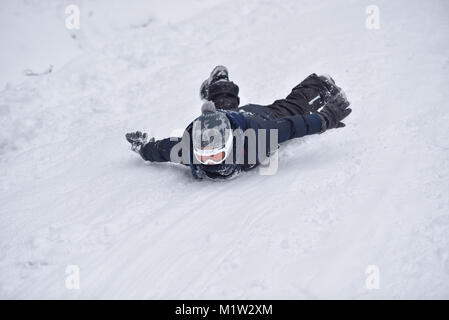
[210,73,332,118]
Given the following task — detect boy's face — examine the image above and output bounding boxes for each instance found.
[195,151,227,165]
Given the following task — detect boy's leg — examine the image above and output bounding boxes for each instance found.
[209,82,240,110]
[200,66,240,110]
[266,73,343,117]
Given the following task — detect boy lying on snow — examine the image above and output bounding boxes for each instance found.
[126,66,352,180]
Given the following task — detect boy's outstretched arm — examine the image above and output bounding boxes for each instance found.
[272,93,351,142]
[246,94,352,155]
[126,132,182,162]
[140,137,182,162]
[247,113,323,144]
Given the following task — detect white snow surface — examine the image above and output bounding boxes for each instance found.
[1,0,449,299]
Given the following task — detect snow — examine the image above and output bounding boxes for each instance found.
[1,0,449,299]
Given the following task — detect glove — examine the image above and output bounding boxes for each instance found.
[318,94,352,131]
[125,131,153,153]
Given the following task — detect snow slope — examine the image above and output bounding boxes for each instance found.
[1,0,449,299]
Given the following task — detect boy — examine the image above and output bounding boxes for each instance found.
[126,66,351,180]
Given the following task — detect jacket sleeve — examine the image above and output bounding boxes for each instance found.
[140,137,182,162]
[246,113,324,144]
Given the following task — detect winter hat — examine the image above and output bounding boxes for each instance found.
[192,102,233,165]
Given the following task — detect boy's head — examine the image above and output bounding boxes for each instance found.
[192,102,233,165]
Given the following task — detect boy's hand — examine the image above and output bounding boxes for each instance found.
[125,131,153,153]
[318,95,352,131]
